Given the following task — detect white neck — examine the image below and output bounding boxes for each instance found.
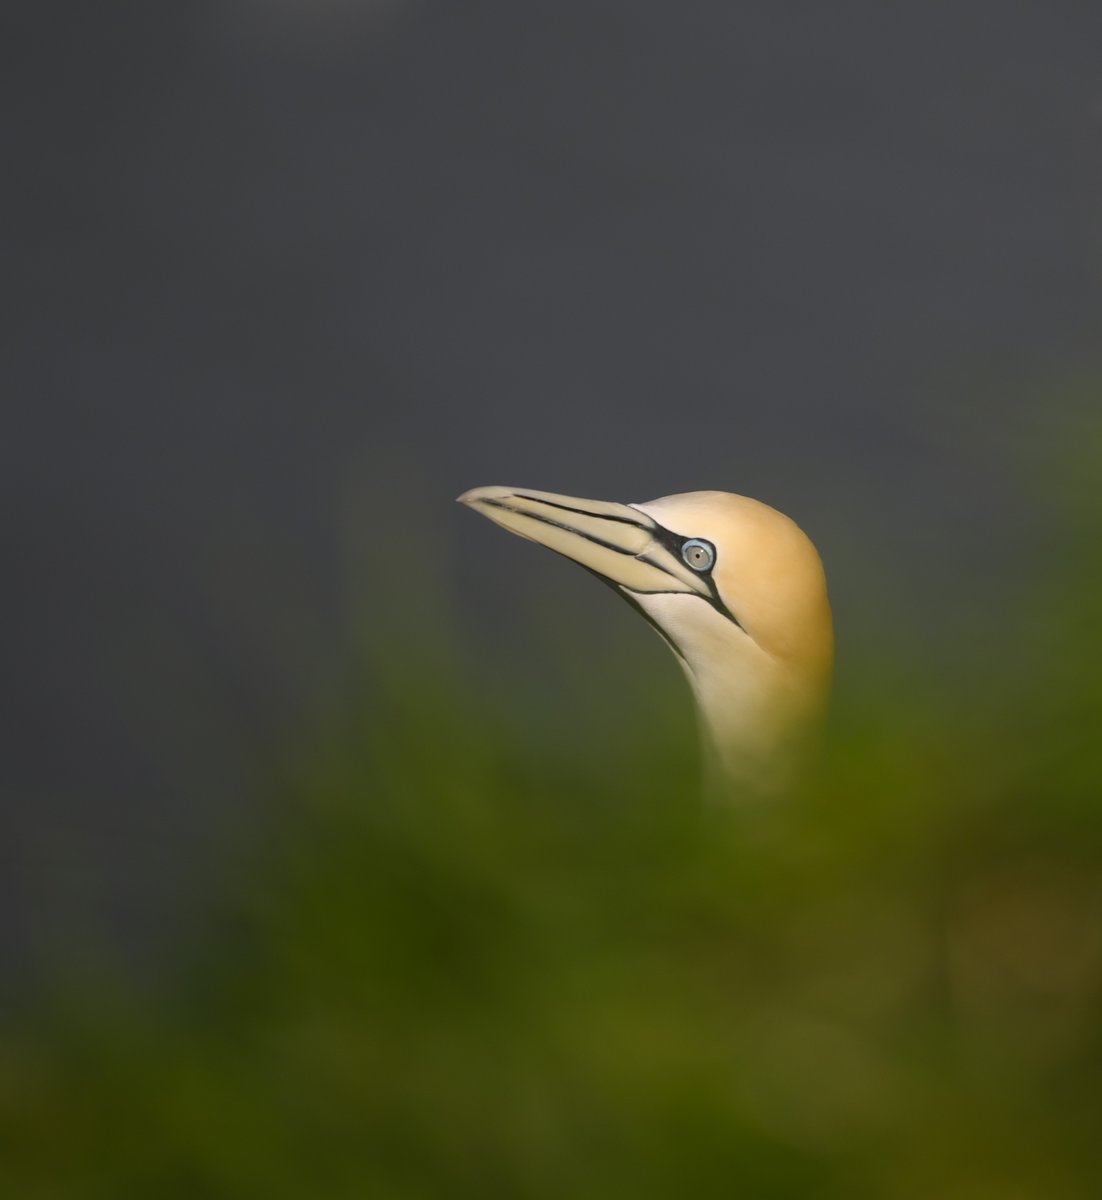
[637,593,821,795]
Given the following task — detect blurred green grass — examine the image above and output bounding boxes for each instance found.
[4,439,1102,1199]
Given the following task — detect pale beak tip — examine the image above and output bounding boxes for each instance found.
[457,485,510,507]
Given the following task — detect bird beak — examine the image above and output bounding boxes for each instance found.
[457,485,708,597]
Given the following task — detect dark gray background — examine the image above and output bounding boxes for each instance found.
[3,1,1098,972]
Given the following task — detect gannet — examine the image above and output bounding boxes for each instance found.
[458,487,833,794]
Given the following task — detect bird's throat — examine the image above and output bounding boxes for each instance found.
[638,591,826,796]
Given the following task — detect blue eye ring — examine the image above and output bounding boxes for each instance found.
[681,538,715,572]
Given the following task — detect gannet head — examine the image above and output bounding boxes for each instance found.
[458,486,833,793]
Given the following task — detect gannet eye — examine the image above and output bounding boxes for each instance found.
[681,538,715,572]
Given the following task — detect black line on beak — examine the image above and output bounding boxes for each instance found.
[485,497,690,588]
[480,497,632,556]
[514,493,655,530]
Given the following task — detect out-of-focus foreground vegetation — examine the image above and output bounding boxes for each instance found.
[4,440,1102,1199]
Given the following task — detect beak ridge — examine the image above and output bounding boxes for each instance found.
[459,485,705,597]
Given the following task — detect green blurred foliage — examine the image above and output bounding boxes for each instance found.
[4,435,1102,1199]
